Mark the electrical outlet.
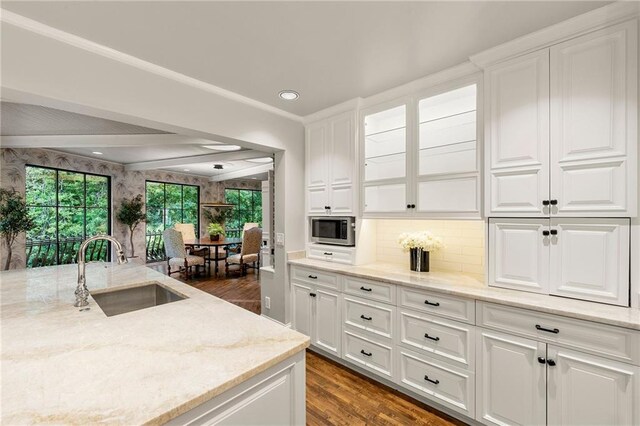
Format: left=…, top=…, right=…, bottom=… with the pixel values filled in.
left=276, top=233, right=285, bottom=247
left=265, top=296, right=271, bottom=309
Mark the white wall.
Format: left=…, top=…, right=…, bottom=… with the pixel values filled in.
left=0, top=12, right=306, bottom=319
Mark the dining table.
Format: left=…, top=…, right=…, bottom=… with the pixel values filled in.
left=183, top=236, right=243, bottom=276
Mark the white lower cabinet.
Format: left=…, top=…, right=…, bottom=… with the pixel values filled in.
left=291, top=281, right=341, bottom=357
left=343, top=330, right=394, bottom=380
left=476, top=329, right=547, bottom=426
left=547, top=346, right=640, bottom=426
left=290, top=266, right=639, bottom=426
left=477, top=327, right=640, bottom=426
left=398, top=348, right=475, bottom=418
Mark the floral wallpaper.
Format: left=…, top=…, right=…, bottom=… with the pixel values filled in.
left=0, top=148, right=262, bottom=269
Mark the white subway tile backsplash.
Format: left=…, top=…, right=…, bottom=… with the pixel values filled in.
left=374, top=219, right=486, bottom=281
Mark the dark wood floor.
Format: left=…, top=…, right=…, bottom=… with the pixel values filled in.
left=148, top=262, right=464, bottom=426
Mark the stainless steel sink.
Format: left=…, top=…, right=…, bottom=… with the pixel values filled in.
left=91, top=282, right=187, bottom=317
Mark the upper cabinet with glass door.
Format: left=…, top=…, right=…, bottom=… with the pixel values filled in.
left=362, top=102, right=409, bottom=214
left=416, top=83, right=481, bottom=216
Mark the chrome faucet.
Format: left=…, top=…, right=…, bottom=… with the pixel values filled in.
left=75, top=235, right=128, bottom=307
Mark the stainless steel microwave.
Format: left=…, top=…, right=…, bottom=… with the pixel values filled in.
left=310, top=216, right=356, bottom=246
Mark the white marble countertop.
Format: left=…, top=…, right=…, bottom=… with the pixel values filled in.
left=289, top=258, right=640, bottom=331
left=1, top=263, right=309, bottom=425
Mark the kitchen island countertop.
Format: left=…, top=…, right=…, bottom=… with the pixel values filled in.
left=1, top=262, right=309, bottom=425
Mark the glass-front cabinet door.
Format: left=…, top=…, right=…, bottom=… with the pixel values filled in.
left=415, top=82, right=480, bottom=216
left=362, top=102, right=409, bottom=214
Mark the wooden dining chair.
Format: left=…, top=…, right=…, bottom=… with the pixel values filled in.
left=163, top=228, right=206, bottom=279
left=225, top=227, right=262, bottom=277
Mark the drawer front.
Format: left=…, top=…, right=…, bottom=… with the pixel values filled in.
left=308, top=246, right=353, bottom=264
left=399, top=287, right=475, bottom=324
left=344, top=276, right=395, bottom=304
left=398, top=348, right=475, bottom=418
left=343, top=330, right=393, bottom=379
left=344, top=296, right=394, bottom=339
left=477, top=302, right=640, bottom=365
left=290, top=265, right=340, bottom=290
left=399, top=309, right=474, bottom=370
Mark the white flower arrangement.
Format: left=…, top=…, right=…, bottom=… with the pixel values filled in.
left=398, top=231, right=443, bottom=252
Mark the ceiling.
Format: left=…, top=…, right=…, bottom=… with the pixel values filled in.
left=1, top=1, right=609, bottom=116
left=0, top=102, right=169, bottom=136
left=1, top=102, right=272, bottom=180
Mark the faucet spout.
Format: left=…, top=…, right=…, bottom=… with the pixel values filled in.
left=75, top=235, right=129, bottom=307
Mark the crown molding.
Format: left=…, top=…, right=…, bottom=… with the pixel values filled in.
left=302, top=98, right=362, bottom=125
left=0, top=134, right=217, bottom=148
left=0, top=10, right=304, bottom=123
left=360, top=61, right=480, bottom=109
left=470, top=1, right=640, bottom=69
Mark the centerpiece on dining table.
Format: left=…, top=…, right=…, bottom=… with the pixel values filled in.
left=398, top=231, right=443, bottom=272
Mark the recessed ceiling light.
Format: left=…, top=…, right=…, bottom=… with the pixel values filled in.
left=246, top=157, right=274, bottom=164
left=279, top=90, right=299, bottom=101
left=92, top=151, right=103, bottom=155
left=203, top=145, right=241, bottom=151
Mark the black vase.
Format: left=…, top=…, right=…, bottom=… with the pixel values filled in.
left=409, top=248, right=430, bottom=272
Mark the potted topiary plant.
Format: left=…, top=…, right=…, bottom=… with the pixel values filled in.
left=116, top=194, right=146, bottom=258
left=0, top=189, right=35, bottom=270
left=207, top=223, right=225, bottom=241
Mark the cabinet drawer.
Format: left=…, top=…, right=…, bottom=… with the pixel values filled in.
left=344, top=296, right=394, bottom=340
left=399, top=287, right=475, bottom=324
left=344, top=276, right=395, bottom=304
left=398, top=348, right=475, bottom=418
left=399, top=309, right=474, bottom=370
left=290, top=266, right=340, bottom=290
left=477, top=302, right=640, bottom=365
left=343, top=330, right=393, bottom=380
left=307, top=245, right=354, bottom=264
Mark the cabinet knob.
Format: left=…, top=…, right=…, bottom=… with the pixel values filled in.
left=546, top=359, right=556, bottom=367
left=549, top=229, right=558, bottom=236
left=549, top=199, right=558, bottom=205
left=542, top=200, right=550, bottom=206
left=538, top=357, right=546, bottom=364
left=542, top=230, right=550, bottom=236
left=407, top=204, right=411, bottom=209
left=309, top=293, right=316, bottom=297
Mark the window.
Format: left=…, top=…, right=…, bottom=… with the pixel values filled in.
left=25, top=166, right=111, bottom=267
left=145, top=181, right=199, bottom=261
left=224, top=188, right=262, bottom=233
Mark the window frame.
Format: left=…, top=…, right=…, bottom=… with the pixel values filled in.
left=144, top=180, right=200, bottom=235
left=224, top=188, right=262, bottom=231
left=25, top=164, right=112, bottom=266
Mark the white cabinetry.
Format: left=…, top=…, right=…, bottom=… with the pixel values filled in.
left=485, top=20, right=638, bottom=217
left=477, top=302, right=640, bottom=426
left=476, top=329, right=546, bottom=426
left=291, top=270, right=341, bottom=357
left=489, top=218, right=630, bottom=306
left=306, top=111, right=357, bottom=216
left=547, top=346, right=639, bottom=426
left=360, top=77, right=481, bottom=218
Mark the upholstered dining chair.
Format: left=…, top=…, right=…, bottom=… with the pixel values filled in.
left=173, top=223, right=209, bottom=255
left=225, top=227, right=262, bottom=277
left=163, top=228, right=205, bottom=279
